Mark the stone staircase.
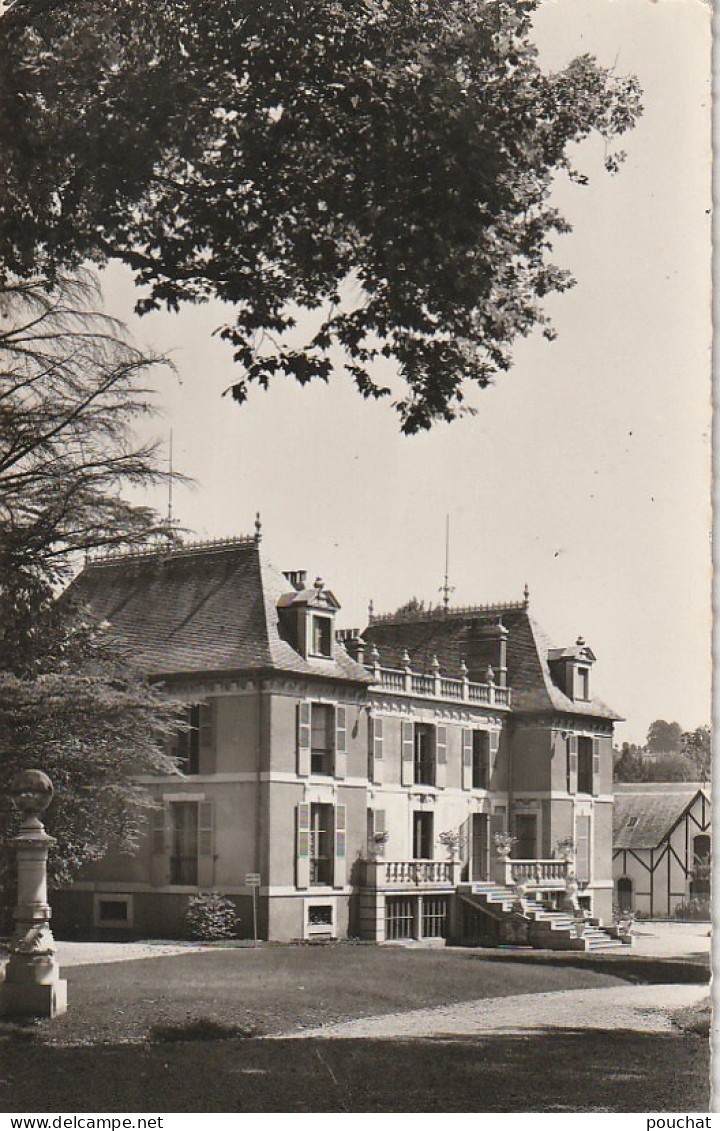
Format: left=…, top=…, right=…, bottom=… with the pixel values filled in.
left=460, top=881, right=629, bottom=952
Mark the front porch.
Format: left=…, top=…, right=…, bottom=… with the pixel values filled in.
left=355, top=856, right=624, bottom=950
left=356, top=856, right=570, bottom=943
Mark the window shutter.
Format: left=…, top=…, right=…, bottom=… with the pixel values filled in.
left=435, top=725, right=447, bottom=788
left=567, top=735, right=578, bottom=794
left=334, top=705, right=347, bottom=779
left=151, top=806, right=165, bottom=855
left=296, top=802, right=311, bottom=889
left=461, top=730, right=473, bottom=790
left=199, top=701, right=215, bottom=750
left=576, top=814, right=591, bottom=882
left=489, top=730, right=500, bottom=782
left=333, top=804, right=347, bottom=888
left=401, top=720, right=414, bottom=785
left=297, top=701, right=311, bottom=777
left=369, top=715, right=384, bottom=784
left=592, top=738, right=601, bottom=794
left=197, top=801, right=214, bottom=887
left=198, top=701, right=216, bottom=774
left=373, top=809, right=386, bottom=837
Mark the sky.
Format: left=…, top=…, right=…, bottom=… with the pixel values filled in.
left=100, top=0, right=713, bottom=746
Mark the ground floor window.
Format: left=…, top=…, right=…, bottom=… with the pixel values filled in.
left=385, top=896, right=415, bottom=941
left=310, top=802, right=334, bottom=886
left=421, top=897, right=448, bottom=939
left=170, top=801, right=199, bottom=885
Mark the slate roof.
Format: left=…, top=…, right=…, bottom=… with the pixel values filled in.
left=66, top=537, right=370, bottom=684
left=613, top=783, right=710, bottom=850
left=363, top=604, right=621, bottom=720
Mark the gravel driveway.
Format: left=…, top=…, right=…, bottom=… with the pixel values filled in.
left=277, top=983, right=707, bottom=1040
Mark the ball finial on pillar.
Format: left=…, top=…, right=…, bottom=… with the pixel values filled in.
left=0, top=770, right=67, bottom=1018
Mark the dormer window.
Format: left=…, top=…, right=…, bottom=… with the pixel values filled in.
left=311, top=615, right=333, bottom=658
left=277, top=578, right=340, bottom=660
left=547, top=638, right=595, bottom=701
left=577, top=667, right=589, bottom=700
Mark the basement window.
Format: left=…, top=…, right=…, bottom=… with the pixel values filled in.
left=93, top=894, right=133, bottom=929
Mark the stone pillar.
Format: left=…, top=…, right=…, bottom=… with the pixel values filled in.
left=0, top=770, right=67, bottom=1017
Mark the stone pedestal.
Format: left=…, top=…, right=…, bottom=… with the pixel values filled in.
left=0, top=771, right=67, bottom=1018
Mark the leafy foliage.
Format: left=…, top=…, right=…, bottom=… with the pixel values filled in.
left=0, top=0, right=642, bottom=431
left=645, top=719, right=683, bottom=754
left=0, top=270, right=174, bottom=597
left=673, top=897, right=710, bottom=922
left=0, top=271, right=182, bottom=899
left=185, top=892, right=238, bottom=941
left=680, top=726, right=711, bottom=782
left=0, top=604, right=181, bottom=889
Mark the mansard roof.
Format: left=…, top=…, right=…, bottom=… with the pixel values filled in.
left=363, top=601, right=621, bottom=720
left=67, top=536, right=369, bottom=684
left=613, top=782, right=710, bottom=850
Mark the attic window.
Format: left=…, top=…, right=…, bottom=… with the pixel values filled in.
left=626, top=816, right=639, bottom=829
left=577, top=667, right=589, bottom=700
left=311, top=615, right=333, bottom=658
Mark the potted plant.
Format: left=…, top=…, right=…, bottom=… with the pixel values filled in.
left=438, top=828, right=467, bottom=861
left=493, top=831, right=517, bottom=858
left=368, top=830, right=389, bottom=858
left=556, top=836, right=575, bottom=861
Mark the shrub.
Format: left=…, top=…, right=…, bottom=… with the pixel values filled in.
left=185, top=891, right=238, bottom=940
left=673, top=897, right=711, bottom=921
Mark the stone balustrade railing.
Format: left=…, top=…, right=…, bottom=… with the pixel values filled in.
left=367, top=664, right=511, bottom=708
left=493, top=857, right=570, bottom=888
left=362, top=859, right=463, bottom=889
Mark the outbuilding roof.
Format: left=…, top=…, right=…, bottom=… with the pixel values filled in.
left=613, top=783, right=710, bottom=849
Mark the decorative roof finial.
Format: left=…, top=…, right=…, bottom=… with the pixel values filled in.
left=523, top=582, right=530, bottom=608
left=576, top=635, right=585, bottom=647
left=254, top=512, right=262, bottom=543
left=368, top=599, right=374, bottom=621
left=314, top=576, right=324, bottom=592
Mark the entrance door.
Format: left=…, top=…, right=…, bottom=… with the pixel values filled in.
left=471, top=813, right=489, bottom=880
left=515, top=813, right=537, bottom=860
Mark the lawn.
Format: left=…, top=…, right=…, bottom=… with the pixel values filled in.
left=22, top=943, right=635, bottom=1045
left=0, top=944, right=711, bottom=1113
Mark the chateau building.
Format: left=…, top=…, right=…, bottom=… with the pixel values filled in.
left=54, top=531, right=624, bottom=948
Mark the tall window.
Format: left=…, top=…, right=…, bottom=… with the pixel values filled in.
left=170, top=802, right=198, bottom=885
left=310, top=803, right=334, bottom=885
left=413, top=811, right=434, bottom=859
left=311, top=615, right=333, bottom=657
left=577, top=737, right=593, bottom=793
left=175, top=706, right=201, bottom=775
left=414, top=724, right=435, bottom=786
left=472, top=731, right=490, bottom=789
left=172, top=702, right=214, bottom=775
left=311, top=703, right=334, bottom=774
